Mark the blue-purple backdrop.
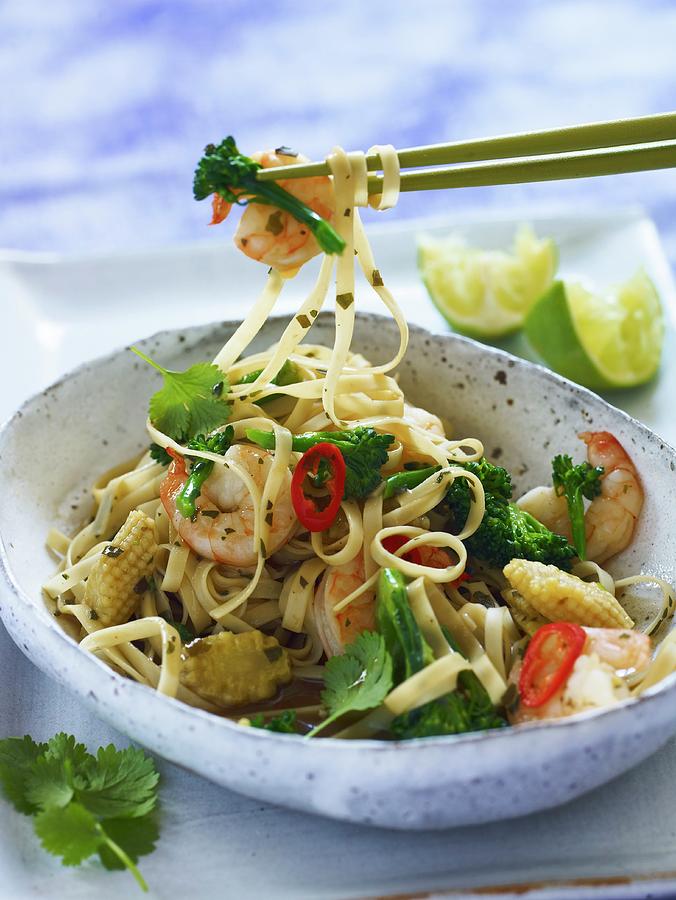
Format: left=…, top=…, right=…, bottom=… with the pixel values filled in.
left=1, top=0, right=675, bottom=268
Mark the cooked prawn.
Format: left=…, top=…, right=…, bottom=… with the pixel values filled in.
left=212, top=148, right=335, bottom=273
left=509, top=626, right=651, bottom=724
left=404, top=402, right=445, bottom=438
left=314, top=555, right=375, bottom=657
left=160, top=443, right=296, bottom=568
left=581, top=431, right=643, bottom=564
left=313, top=544, right=453, bottom=657
left=400, top=402, right=446, bottom=464
left=517, top=431, right=643, bottom=564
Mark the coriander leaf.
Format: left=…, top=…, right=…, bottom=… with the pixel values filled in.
left=132, top=347, right=231, bottom=443
left=23, top=733, right=90, bottom=812
left=34, top=801, right=103, bottom=867
left=75, top=744, right=159, bottom=819
left=98, top=812, right=159, bottom=871
left=0, top=735, right=48, bottom=814
left=25, top=753, right=75, bottom=811
left=44, top=732, right=91, bottom=771
left=307, top=631, right=393, bottom=737
left=0, top=732, right=158, bottom=892
left=250, top=710, right=297, bottom=733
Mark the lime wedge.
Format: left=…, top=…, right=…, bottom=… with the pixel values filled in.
left=525, top=270, right=664, bottom=389
left=418, top=225, right=557, bottom=339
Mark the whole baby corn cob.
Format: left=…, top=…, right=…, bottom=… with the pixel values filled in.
left=181, top=630, right=292, bottom=707
left=503, top=559, right=634, bottom=629
left=84, top=509, right=157, bottom=626
left=502, top=587, right=548, bottom=636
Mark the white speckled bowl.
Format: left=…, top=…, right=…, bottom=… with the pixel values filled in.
left=2, top=313, right=676, bottom=830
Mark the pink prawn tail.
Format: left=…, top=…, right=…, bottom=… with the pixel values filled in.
left=159, top=453, right=188, bottom=518
left=579, top=431, right=631, bottom=469
left=209, top=194, right=232, bottom=225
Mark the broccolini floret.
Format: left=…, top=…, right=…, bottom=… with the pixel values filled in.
left=193, top=137, right=345, bottom=256
left=444, top=458, right=576, bottom=569
left=392, top=625, right=505, bottom=738
left=149, top=443, right=172, bottom=466
left=552, top=454, right=603, bottom=560
left=391, top=669, right=506, bottom=739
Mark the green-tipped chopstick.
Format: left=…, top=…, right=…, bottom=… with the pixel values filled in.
left=255, top=112, right=676, bottom=192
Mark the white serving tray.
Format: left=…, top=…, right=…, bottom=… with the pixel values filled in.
left=2, top=208, right=676, bottom=899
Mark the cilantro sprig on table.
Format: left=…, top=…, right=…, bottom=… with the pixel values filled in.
left=131, top=346, right=231, bottom=443
left=0, top=733, right=160, bottom=892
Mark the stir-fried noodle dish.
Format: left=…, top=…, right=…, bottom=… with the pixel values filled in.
left=44, top=140, right=676, bottom=739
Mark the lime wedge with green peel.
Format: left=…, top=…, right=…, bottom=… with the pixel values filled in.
left=418, top=225, right=557, bottom=339
left=525, top=270, right=664, bottom=389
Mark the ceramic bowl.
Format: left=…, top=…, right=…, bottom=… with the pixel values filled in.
left=2, top=313, right=676, bottom=831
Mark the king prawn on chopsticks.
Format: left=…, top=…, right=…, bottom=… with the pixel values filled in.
left=44, top=138, right=676, bottom=739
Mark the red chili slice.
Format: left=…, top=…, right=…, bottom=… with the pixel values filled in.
left=450, top=572, right=471, bottom=589
left=382, top=534, right=424, bottom=566
left=291, top=442, right=346, bottom=533
left=519, top=622, right=587, bottom=708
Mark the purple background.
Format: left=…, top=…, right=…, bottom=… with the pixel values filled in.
left=1, top=0, right=675, bottom=267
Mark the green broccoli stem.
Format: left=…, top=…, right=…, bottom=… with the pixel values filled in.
left=563, top=492, right=586, bottom=559
left=383, top=466, right=441, bottom=499
left=176, top=459, right=214, bottom=518
left=249, top=180, right=345, bottom=256
left=176, top=428, right=233, bottom=518
left=247, top=428, right=355, bottom=454
left=237, top=360, right=300, bottom=406
left=551, top=455, right=603, bottom=561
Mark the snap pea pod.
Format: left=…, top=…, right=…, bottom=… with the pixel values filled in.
left=376, top=567, right=429, bottom=684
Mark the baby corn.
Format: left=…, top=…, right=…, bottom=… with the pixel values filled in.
left=504, top=559, right=634, bottom=629
left=502, top=587, right=548, bottom=636
left=84, top=509, right=157, bottom=627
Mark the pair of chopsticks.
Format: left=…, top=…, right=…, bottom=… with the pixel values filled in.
left=255, top=112, right=676, bottom=193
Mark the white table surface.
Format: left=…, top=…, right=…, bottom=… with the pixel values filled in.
left=3, top=209, right=676, bottom=900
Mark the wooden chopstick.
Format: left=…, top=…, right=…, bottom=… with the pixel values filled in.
left=254, top=112, right=676, bottom=190
left=376, top=140, right=676, bottom=194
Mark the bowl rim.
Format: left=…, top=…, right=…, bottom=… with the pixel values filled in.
left=2, top=310, right=676, bottom=752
